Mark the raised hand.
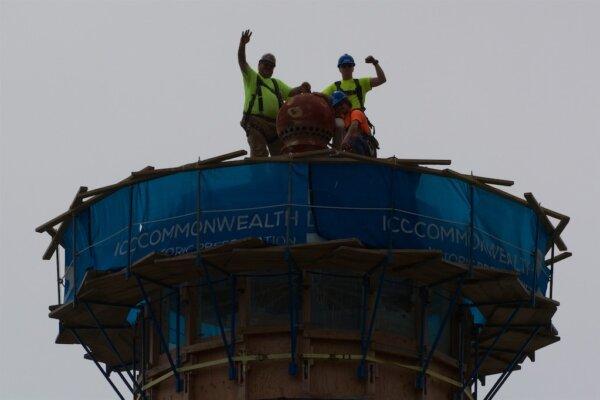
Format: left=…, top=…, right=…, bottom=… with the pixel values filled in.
left=365, top=55, right=378, bottom=64
left=240, top=29, right=252, bottom=45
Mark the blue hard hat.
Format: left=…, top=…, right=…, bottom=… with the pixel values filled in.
left=337, top=53, right=355, bottom=67
left=331, top=90, right=348, bottom=107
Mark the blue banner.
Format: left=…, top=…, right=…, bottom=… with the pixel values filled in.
left=61, top=162, right=550, bottom=302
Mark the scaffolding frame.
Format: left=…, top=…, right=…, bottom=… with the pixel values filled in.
left=41, top=153, right=569, bottom=398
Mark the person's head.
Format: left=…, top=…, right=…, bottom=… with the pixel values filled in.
left=337, top=53, right=355, bottom=80
left=331, top=90, right=351, bottom=117
left=258, top=53, right=276, bottom=78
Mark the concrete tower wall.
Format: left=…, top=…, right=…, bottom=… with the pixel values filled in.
left=143, top=274, right=468, bottom=400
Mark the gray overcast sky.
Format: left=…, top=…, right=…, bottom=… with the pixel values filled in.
left=1, top=1, right=599, bottom=399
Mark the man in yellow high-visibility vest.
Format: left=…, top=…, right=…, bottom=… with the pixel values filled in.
left=322, top=54, right=386, bottom=149
left=238, top=30, right=310, bottom=157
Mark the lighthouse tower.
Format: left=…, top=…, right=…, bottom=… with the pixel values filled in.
left=38, top=95, right=570, bottom=400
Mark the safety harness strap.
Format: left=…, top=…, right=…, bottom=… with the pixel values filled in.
left=271, top=79, right=283, bottom=108
left=349, top=107, right=378, bottom=157
left=334, top=79, right=365, bottom=110
left=246, top=74, right=283, bottom=117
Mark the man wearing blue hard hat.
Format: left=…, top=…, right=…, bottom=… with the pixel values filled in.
left=322, top=53, right=387, bottom=112
left=330, top=90, right=378, bottom=157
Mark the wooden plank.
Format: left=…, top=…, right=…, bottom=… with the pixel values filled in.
left=336, top=152, right=452, bottom=168
left=40, top=186, right=87, bottom=232
left=266, top=149, right=336, bottom=161
left=525, top=192, right=567, bottom=251
left=554, top=216, right=570, bottom=240
left=62, top=328, right=136, bottom=367
left=50, top=301, right=131, bottom=328
left=524, top=192, right=556, bottom=234
left=479, top=329, right=559, bottom=354
left=77, top=165, right=155, bottom=200
left=38, top=156, right=568, bottom=248
left=41, top=186, right=88, bottom=260
left=289, top=149, right=336, bottom=159
left=321, top=245, right=386, bottom=266
left=544, top=251, right=572, bottom=266
left=441, top=169, right=567, bottom=224
left=37, top=151, right=247, bottom=232
left=129, top=165, right=156, bottom=177
left=543, top=208, right=569, bottom=221
left=445, top=169, right=514, bottom=187
left=443, top=168, right=477, bottom=184
left=130, top=150, right=249, bottom=179
left=83, top=151, right=247, bottom=197
left=484, top=306, right=556, bottom=328
left=45, top=227, right=58, bottom=237
left=199, top=149, right=248, bottom=164
left=332, top=150, right=398, bottom=167
left=462, top=276, right=529, bottom=305
left=471, top=174, right=514, bottom=187
left=391, top=256, right=455, bottom=284
left=390, top=158, right=452, bottom=166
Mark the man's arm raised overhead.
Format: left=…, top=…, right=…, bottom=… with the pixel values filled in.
left=238, top=29, right=252, bottom=73
left=365, top=55, right=387, bottom=88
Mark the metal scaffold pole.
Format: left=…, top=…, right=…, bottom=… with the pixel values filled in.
left=416, top=287, right=429, bottom=391
left=126, top=184, right=133, bottom=279
left=286, top=162, right=299, bottom=376
left=55, top=248, right=61, bottom=305
left=195, top=167, right=237, bottom=381
left=71, top=328, right=126, bottom=400
left=72, top=214, right=77, bottom=303
left=418, top=279, right=463, bottom=390
left=135, top=275, right=182, bottom=392
left=463, top=305, right=521, bottom=391
left=484, top=326, right=541, bottom=400
left=82, top=302, right=146, bottom=398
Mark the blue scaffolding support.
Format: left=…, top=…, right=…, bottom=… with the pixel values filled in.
left=82, top=302, right=147, bottom=399
left=463, top=305, right=522, bottom=392
left=285, top=162, right=299, bottom=376
left=483, top=326, right=542, bottom=400
left=70, top=328, right=126, bottom=400
left=357, top=256, right=390, bottom=380
left=134, top=274, right=182, bottom=392
left=195, top=168, right=237, bottom=380
left=417, top=279, right=463, bottom=390
left=416, top=287, right=429, bottom=391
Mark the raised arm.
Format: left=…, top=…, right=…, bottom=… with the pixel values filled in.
left=238, top=30, right=252, bottom=73
left=365, top=55, right=386, bottom=88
